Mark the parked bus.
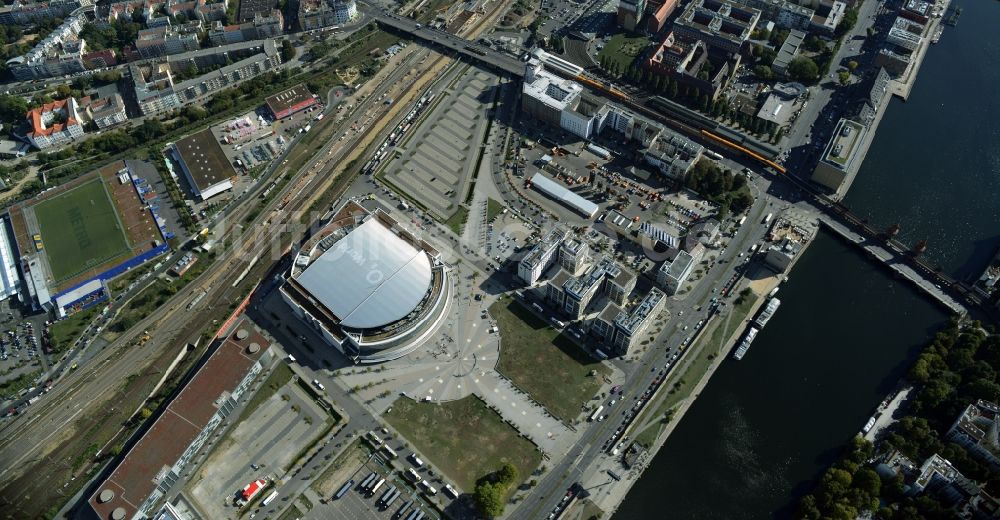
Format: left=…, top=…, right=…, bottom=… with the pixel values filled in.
left=378, top=486, right=397, bottom=506
left=443, top=484, right=459, bottom=499
left=419, top=480, right=437, bottom=495
left=737, top=216, right=747, bottom=226
left=405, top=468, right=421, bottom=482
left=334, top=480, right=354, bottom=499
left=359, top=472, right=377, bottom=490
left=394, top=500, right=414, bottom=519
left=261, top=490, right=278, bottom=506
left=763, top=213, right=773, bottom=225
left=381, top=445, right=399, bottom=459
left=589, top=405, right=604, bottom=422
left=368, top=478, right=387, bottom=497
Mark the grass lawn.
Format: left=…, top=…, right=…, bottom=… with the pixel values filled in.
left=486, top=198, right=505, bottom=222
left=444, top=206, right=469, bottom=235
left=48, top=305, right=101, bottom=354
left=384, top=395, right=541, bottom=492
left=598, top=33, right=653, bottom=73
left=491, top=297, right=609, bottom=422
left=241, top=362, right=295, bottom=419
left=34, top=178, right=131, bottom=283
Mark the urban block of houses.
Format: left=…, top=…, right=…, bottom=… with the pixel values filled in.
left=23, top=98, right=86, bottom=150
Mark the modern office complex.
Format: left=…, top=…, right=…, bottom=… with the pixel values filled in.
left=657, top=250, right=696, bottom=295
left=518, top=225, right=569, bottom=285
left=281, top=201, right=451, bottom=363
left=617, top=0, right=646, bottom=31
left=810, top=118, right=866, bottom=192
left=593, top=288, right=666, bottom=355
left=547, top=256, right=636, bottom=320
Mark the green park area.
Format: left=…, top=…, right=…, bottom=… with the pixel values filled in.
left=384, top=395, right=541, bottom=492
left=598, top=33, right=653, bottom=75
left=491, top=296, right=609, bottom=422
left=33, top=179, right=130, bottom=284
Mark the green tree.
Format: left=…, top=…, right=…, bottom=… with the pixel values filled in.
left=498, top=462, right=518, bottom=486
left=281, top=39, right=296, bottom=62
left=0, top=94, right=28, bottom=124
left=474, top=482, right=505, bottom=518
left=753, top=64, right=774, bottom=80
left=838, top=71, right=851, bottom=85
left=787, top=57, right=820, bottom=82
left=838, top=8, right=859, bottom=35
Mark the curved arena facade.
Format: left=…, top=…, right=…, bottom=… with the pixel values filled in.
left=281, top=201, right=450, bottom=363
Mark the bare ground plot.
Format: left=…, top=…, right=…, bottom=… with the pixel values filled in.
left=491, top=297, right=610, bottom=423
left=384, top=395, right=541, bottom=492
left=187, top=383, right=330, bottom=519
left=311, top=439, right=371, bottom=498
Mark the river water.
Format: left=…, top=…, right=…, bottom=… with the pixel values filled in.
left=614, top=0, right=996, bottom=516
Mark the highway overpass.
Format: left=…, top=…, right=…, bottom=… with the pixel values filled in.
left=368, top=9, right=526, bottom=77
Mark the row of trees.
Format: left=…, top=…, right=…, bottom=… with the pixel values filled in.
left=797, top=321, right=1000, bottom=519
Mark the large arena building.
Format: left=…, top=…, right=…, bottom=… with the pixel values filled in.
left=280, top=201, right=450, bottom=363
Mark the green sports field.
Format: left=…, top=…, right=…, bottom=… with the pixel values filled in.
left=33, top=179, right=131, bottom=284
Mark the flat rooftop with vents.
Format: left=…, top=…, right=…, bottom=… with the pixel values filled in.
left=171, top=128, right=236, bottom=200
left=88, top=319, right=272, bottom=520
left=265, top=83, right=317, bottom=120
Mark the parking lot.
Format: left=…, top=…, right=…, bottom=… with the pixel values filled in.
left=308, top=441, right=441, bottom=520
left=381, top=65, right=498, bottom=221
left=187, top=380, right=331, bottom=520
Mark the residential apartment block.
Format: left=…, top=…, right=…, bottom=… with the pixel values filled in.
left=85, top=93, right=128, bottom=129
left=208, top=9, right=283, bottom=46
left=135, top=22, right=202, bottom=58
left=672, top=0, right=760, bottom=54
left=24, top=98, right=86, bottom=150
left=0, top=0, right=91, bottom=24
left=603, top=288, right=666, bottom=355
left=7, top=10, right=88, bottom=80
left=131, top=40, right=283, bottom=115
left=946, top=400, right=1000, bottom=469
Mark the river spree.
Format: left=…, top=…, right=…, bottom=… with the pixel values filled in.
left=844, top=0, right=1000, bottom=280
left=613, top=232, right=949, bottom=519
left=613, top=0, right=1000, bottom=513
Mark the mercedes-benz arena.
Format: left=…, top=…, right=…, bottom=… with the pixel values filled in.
left=281, top=201, right=451, bottom=363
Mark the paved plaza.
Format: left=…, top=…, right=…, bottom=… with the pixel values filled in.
left=337, top=262, right=578, bottom=456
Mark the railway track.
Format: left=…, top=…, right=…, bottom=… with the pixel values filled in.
left=0, top=0, right=517, bottom=505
